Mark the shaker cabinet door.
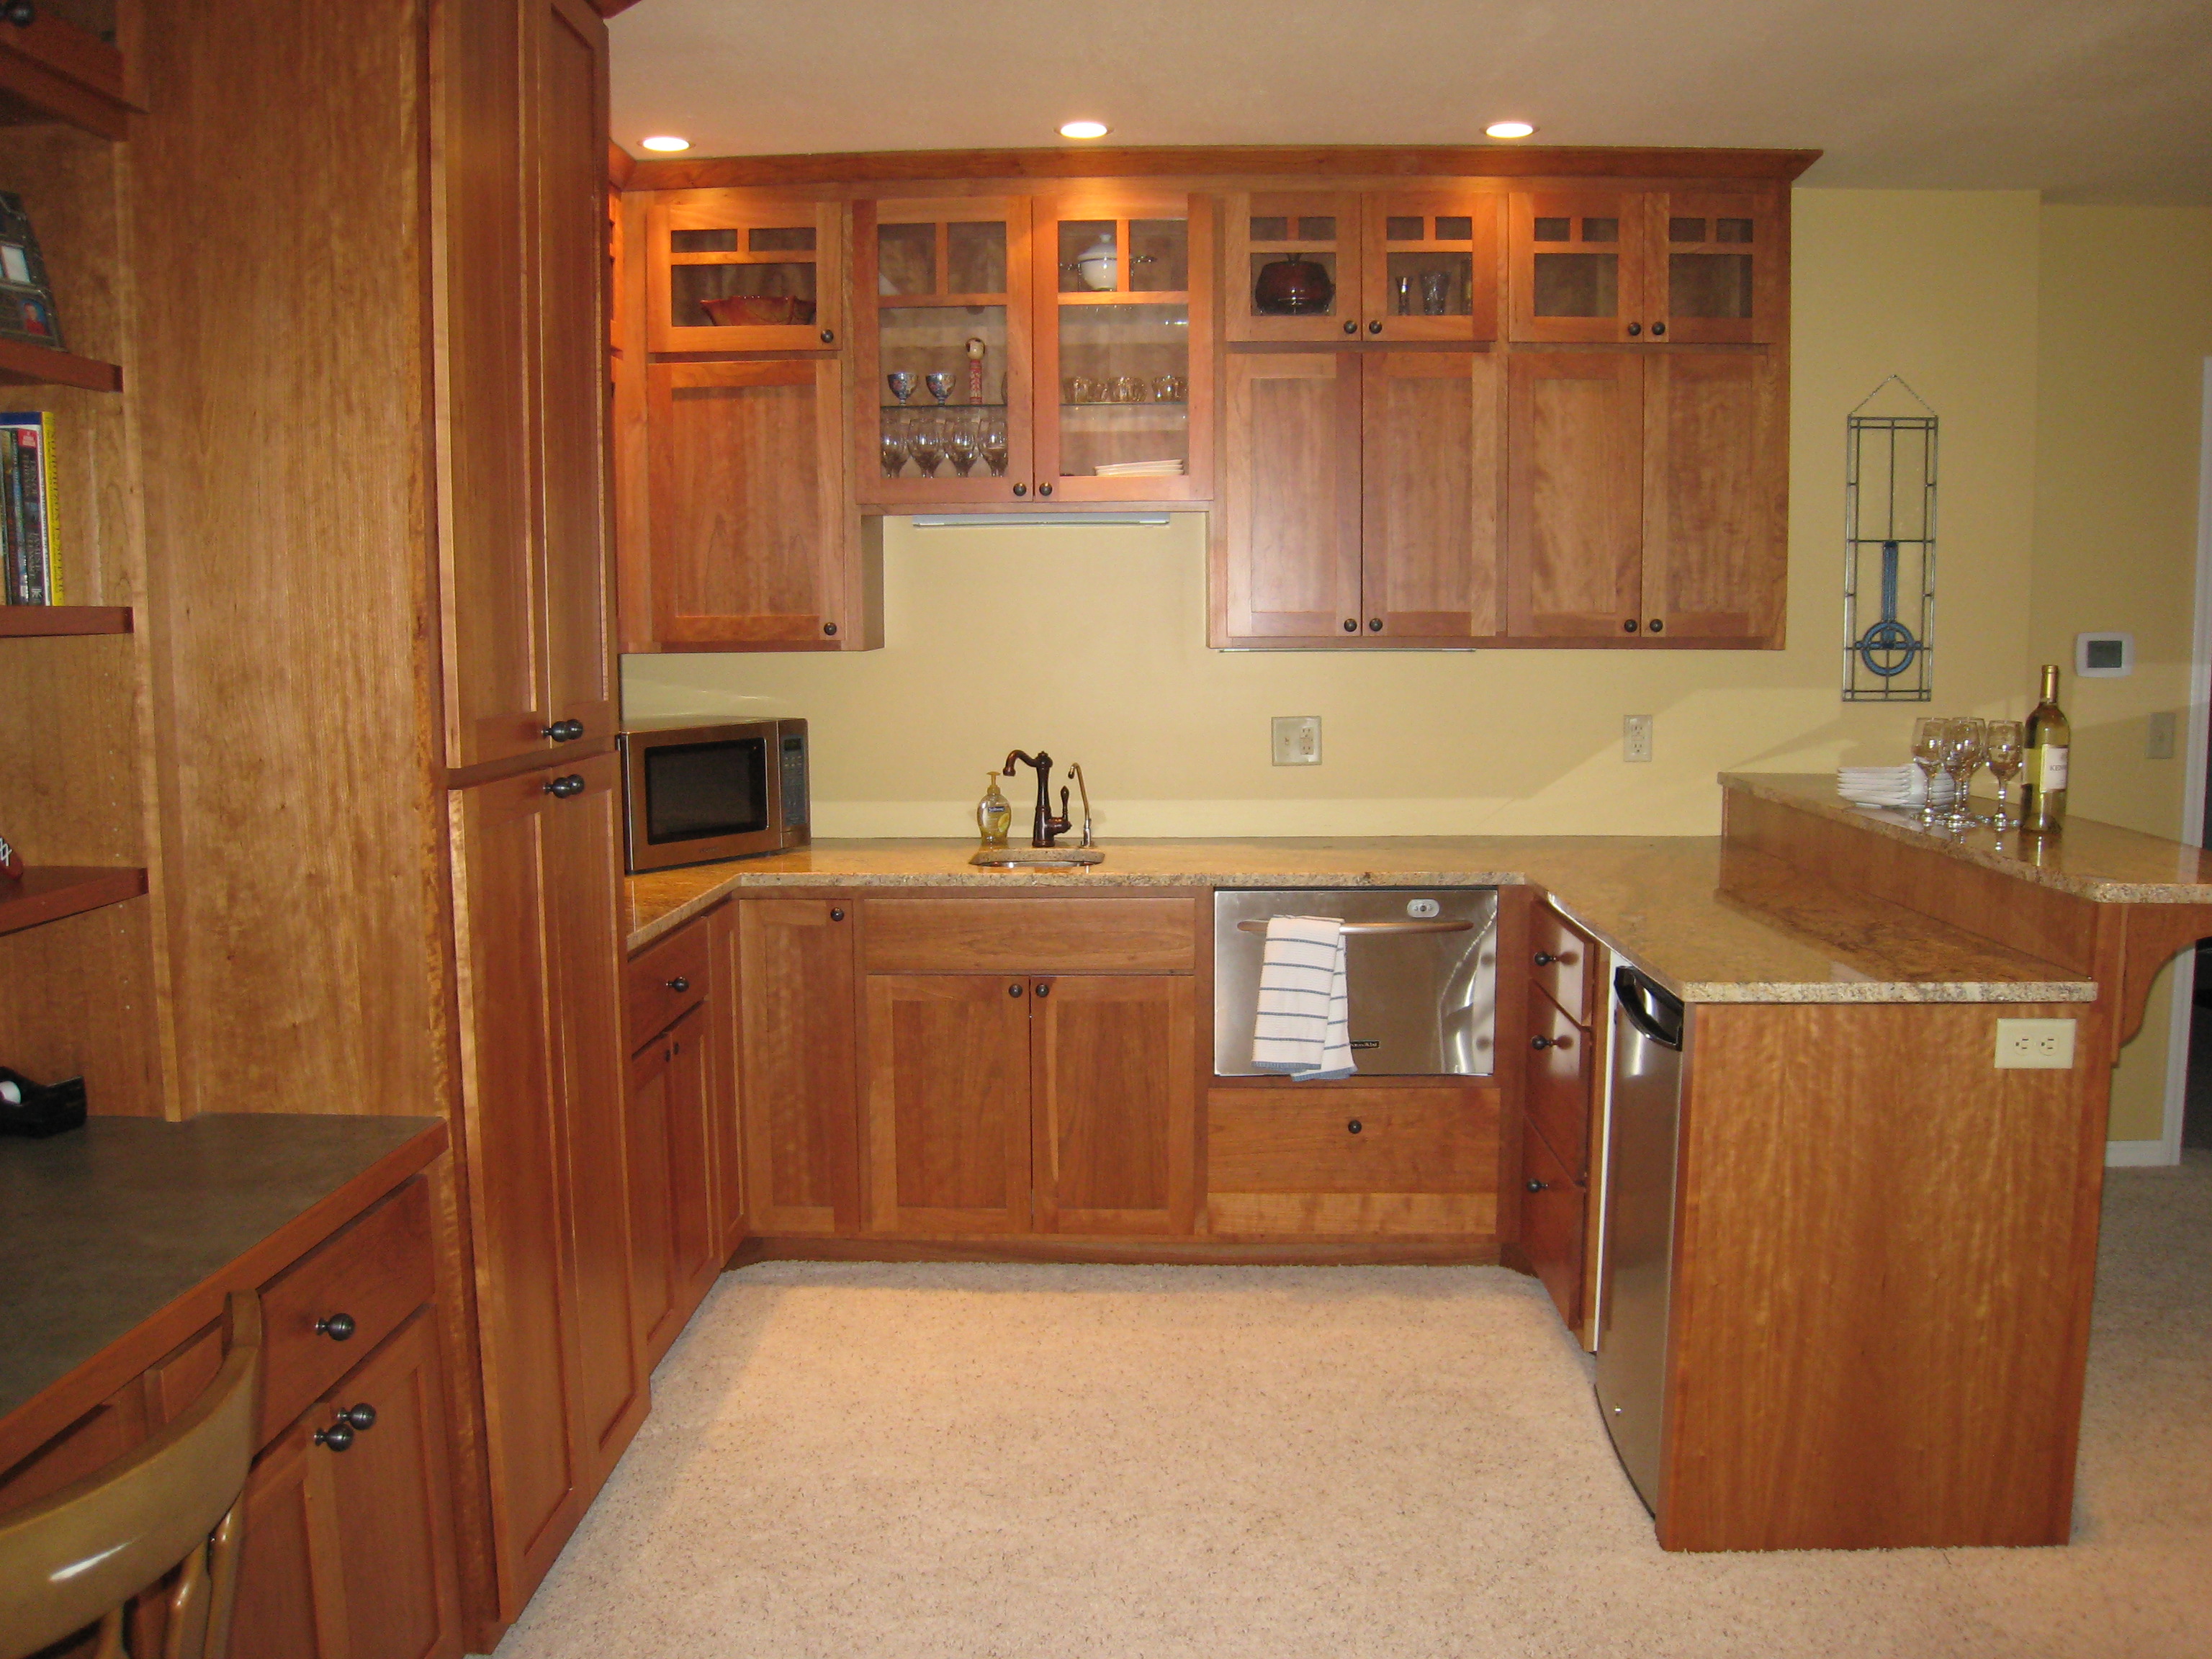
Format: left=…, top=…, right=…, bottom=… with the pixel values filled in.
left=738, top=899, right=863, bottom=1234
left=1640, top=349, right=1785, bottom=644
left=864, top=974, right=1034, bottom=1235
left=1505, top=351, right=1644, bottom=639
left=1359, top=349, right=1503, bottom=641
left=629, top=1004, right=720, bottom=1365
left=1215, top=351, right=1363, bottom=644
left=1032, top=976, right=1194, bottom=1236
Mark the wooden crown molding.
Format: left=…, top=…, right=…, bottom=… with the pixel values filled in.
left=619, top=143, right=1824, bottom=193
left=608, top=140, right=636, bottom=189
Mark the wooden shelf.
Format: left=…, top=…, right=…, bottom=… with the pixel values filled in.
left=0, top=17, right=132, bottom=143
left=0, top=866, right=148, bottom=937
left=0, top=336, right=121, bottom=392
left=0, top=605, right=130, bottom=637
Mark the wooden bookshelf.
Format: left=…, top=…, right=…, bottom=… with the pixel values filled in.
left=0, top=866, right=148, bottom=937
left=0, top=335, right=121, bottom=391
left=0, top=605, right=130, bottom=637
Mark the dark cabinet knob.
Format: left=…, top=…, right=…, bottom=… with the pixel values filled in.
left=1342, top=618, right=1358, bottom=633
left=1367, top=618, right=1382, bottom=631
left=1013, top=483, right=1028, bottom=497
left=1, top=4, right=34, bottom=27
left=1626, top=322, right=1642, bottom=337
left=1647, top=618, right=1665, bottom=634
left=1532, top=1033, right=1570, bottom=1051
left=1367, top=320, right=1382, bottom=334
left=1038, top=483, right=1053, bottom=497
left=1651, top=321, right=1666, bottom=338
left=542, top=719, right=585, bottom=742
left=829, top=907, right=845, bottom=921
left=1531, top=1035, right=1553, bottom=1049
left=820, top=328, right=836, bottom=344
left=1341, top=320, right=1357, bottom=335
left=1346, top=1119, right=1363, bottom=1134
left=664, top=976, right=689, bottom=993
left=1034, top=981, right=1051, bottom=998
left=314, top=1313, right=355, bottom=1341
left=1622, top=618, right=1637, bottom=633
left=1526, top=1178, right=1548, bottom=1193
left=337, top=1403, right=377, bottom=1432
left=544, top=774, right=585, bottom=798
left=314, top=1421, right=354, bottom=1452
left=823, top=621, right=839, bottom=637
left=1533, top=952, right=1558, bottom=966
left=1009, top=982, right=1023, bottom=997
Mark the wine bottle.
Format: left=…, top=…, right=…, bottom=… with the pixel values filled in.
left=2021, top=663, right=2070, bottom=831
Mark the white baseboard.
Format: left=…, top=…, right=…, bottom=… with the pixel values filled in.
left=2108, top=1139, right=2182, bottom=1168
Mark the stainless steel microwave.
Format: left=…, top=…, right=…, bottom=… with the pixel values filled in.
left=617, top=718, right=810, bottom=873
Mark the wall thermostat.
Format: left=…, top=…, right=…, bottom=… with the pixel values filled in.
left=2074, top=632, right=2134, bottom=678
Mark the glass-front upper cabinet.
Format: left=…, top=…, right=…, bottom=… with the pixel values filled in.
left=1031, top=193, right=1213, bottom=502
left=1359, top=193, right=1501, bottom=342
left=1650, top=189, right=1782, bottom=344
left=1507, top=189, right=1649, bottom=343
left=1223, top=192, right=1362, bottom=343
left=854, top=197, right=1033, bottom=506
left=646, top=192, right=843, bottom=353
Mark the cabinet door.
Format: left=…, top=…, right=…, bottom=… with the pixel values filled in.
left=1223, top=190, right=1362, bottom=343
left=646, top=192, right=842, bottom=354
left=1360, top=192, right=1501, bottom=343
left=1359, top=350, right=1503, bottom=640
left=1527, top=989, right=1591, bottom=1175
left=1640, top=349, right=1785, bottom=644
left=629, top=1005, right=719, bottom=1365
left=855, top=196, right=1035, bottom=507
left=1651, top=189, right=1784, bottom=346
left=1521, top=1116, right=1587, bottom=1330
left=541, top=754, right=647, bottom=1485
left=1505, top=351, right=1644, bottom=639
left=1215, top=351, right=1362, bottom=643
left=529, top=0, right=616, bottom=746
left=864, top=975, right=1033, bottom=1234
left=319, top=1309, right=464, bottom=1659
left=1033, top=976, right=1194, bottom=1236
left=646, top=358, right=852, bottom=647
left=706, top=901, right=747, bottom=1256
left=739, top=899, right=862, bottom=1235
left=230, top=1420, right=348, bottom=1659
left=1508, top=190, right=1652, bottom=344
left=1033, top=192, right=1213, bottom=502
left=447, top=768, right=586, bottom=1600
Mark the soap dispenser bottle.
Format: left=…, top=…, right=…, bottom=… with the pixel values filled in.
left=976, top=773, right=1013, bottom=848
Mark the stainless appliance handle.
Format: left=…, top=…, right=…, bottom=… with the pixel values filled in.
left=1614, top=966, right=1685, bottom=1051
left=1235, top=919, right=1474, bottom=936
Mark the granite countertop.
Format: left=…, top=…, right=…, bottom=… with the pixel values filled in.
left=1723, top=772, right=2212, bottom=902
left=625, top=833, right=2093, bottom=1006
left=0, top=1114, right=443, bottom=1424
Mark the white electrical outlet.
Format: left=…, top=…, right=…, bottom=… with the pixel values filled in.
left=1995, top=1018, right=2077, bottom=1069
left=1624, top=715, right=1653, bottom=763
left=2147, top=711, right=2177, bottom=760
left=1272, top=716, right=1322, bottom=766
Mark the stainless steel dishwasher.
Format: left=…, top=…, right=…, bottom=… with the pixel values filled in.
left=1212, top=889, right=1498, bottom=1076
left=1594, top=963, right=1688, bottom=1512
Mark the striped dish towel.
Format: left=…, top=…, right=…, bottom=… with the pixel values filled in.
left=1250, top=915, right=1354, bottom=1080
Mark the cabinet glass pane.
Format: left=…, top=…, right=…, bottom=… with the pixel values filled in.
left=1058, top=220, right=1118, bottom=294
left=669, top=261, right=817, bottom=328
left=1245, top=250, right=1339, bottom=318
left=876, top=222, right=938, bottom=295
left=1128, top=220, right=1188, bottom=291
left=1435, top=215, right=1474, bottom=241
left=1581, top=217, right=1619, bottom=243
left=1669, top=253, right=1753, bottom=319
left=1716, top=217, right=1754, bottom=243
left=748, top=226, right=815, bottom=252
left=945, top=221, right=1007, bottom=294
left=1384, top=250, right=1474, bottom=318
left=876, top=305, right=1010, bottom=481
left=670, top=228, right=738, bottom=253
left=1531, top=253, right=1617, bottom=318
left=1385, top=215, right=1423, bottom=241
left=1055, top=302, right=1188, bottom=480
left=1533, top=217, right=1572, bottom=242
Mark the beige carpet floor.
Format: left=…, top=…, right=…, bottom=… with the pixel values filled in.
left=493, top=1154, right=2212, bottom=1659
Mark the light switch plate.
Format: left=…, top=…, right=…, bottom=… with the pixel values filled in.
left=2147, top=711, right=2177, bottom=760
left=1272, top=716, right=1321, bottom=765
left=1995, top=1018, right=2076, bottom=1069
left=1624, top=715, right=1653, bottom=763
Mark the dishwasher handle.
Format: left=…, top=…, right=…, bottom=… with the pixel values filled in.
left=1614, top=967, right=1685, bottom=1051
left=1235, top=919, right=1473, bottom=937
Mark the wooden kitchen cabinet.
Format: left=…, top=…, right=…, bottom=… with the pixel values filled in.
left=1214, top=348, right=1502, bottom=646
left=865, top=974, right=1035, bottom=1233
left=1519, top=902, right=1601, bottom=1337
left=706, top=902, right=747, bottom=1256
left=1032, top=975, right=1195, bottom=1235
left=626, top=1004, right=719, bottom=1364
left=644, top=192, right=843, bottom=354
left=738, top=898, right=863, bottom=1235
left=1519, top=1120, right=1588, bottom=1332
left=1225, top=189, right=1501, bottom=344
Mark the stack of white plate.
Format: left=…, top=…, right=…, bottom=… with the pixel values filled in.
left=1093, top=459, right=1185, bottom=477
left=1836, top=764, right=1957, bottom=809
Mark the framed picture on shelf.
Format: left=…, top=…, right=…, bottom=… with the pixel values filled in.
left=0, top=193, right=66, bottom=352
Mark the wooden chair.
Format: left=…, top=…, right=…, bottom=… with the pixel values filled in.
left=0, top=1293, right=263, bottom=1659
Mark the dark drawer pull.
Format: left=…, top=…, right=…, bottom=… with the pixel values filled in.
left=314, top=1313, right=355, bottom=1342
left=664, top=976, right=689, bottom=993
left=313, top=1405, right=374, bottom=1452
left=544, top=774, right=585, bottom=798
left=542, top=719, right=584, bottom=742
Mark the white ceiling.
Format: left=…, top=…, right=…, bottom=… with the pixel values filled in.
left=609, top=0, right=2212, bottom=202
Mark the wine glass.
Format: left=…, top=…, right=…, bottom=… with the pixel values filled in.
left=886, top=370, right=917, bottom=407
left=1942, top=717, right=1987, bottom=832
left=945, top=420, right=979, bottom=477
left=924, top=370, right=953, bottom=405
left=907, top=416, right=945, bottom=478
left=1910, top=716, right=1948, bottom=827
left=878, top=421, right=910, bottom=479
left=1984, top=720, right=2024, bottom=829
left=979, top=416, right=1010, bottom=477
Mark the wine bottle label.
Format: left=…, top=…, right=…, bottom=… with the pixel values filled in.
left=2032, top=745, right=2069, bottom=790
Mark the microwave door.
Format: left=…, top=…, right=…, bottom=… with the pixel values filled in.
left=642, top=737, right=775, bottom=853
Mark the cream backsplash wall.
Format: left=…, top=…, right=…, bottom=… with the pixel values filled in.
left=624, top=189, right=2047, bottom=839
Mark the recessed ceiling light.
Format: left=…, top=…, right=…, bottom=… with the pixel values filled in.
left=639, top=135, right=691, bottom=153
left=1058, top=120, right=1110, bottom=140
left=1485, top=120, right=1536, bottom=140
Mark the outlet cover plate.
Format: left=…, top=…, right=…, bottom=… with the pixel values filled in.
left=1272, top=715, right=1321, bottom=766
left=1624, top=714, right=1653, bottom=763
left=1995, top=1017, right=2077, bottom=1069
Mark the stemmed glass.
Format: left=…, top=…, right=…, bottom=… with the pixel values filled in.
left=924, top=371, right=954, bottom=406
left=979, top=415, right=1010, bottom=477
left=1942, top=717, right=1987, bottom=832
left=1910, top=716, right=1948, bottom=827
left=886, top=371, right=917, bottom=408
left=945, top=420, right=979, bottom=477
left=878, top=421, right=911, bottom=479
left=1984, top=720, right=2025, bottom=829
left=907, top=416, right=945, bottom=479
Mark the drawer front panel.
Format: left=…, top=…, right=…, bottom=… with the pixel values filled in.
left=1521, top=1115, right=1588, bottom=1328
left=1530, top=904, right=1595, bottom=1025
left=1527, top=989, right=1591, bottom=1171
left=863, top=896, right=1197, bottom=974
left=260, top=1178, right=436, bottom=1443
left=626, top=916, right=711, bottom=1049
left=1205, top=1087, right=1498, bottom=1195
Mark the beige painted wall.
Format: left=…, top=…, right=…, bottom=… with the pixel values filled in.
left=625, top=189, right=2044, bottom=837
left=2028, top=205, right=2212, bottom=1143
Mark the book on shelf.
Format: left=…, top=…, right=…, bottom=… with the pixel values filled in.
left=0, top=411, right=60, bottom=606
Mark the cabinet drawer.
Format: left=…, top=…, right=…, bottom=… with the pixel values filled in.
left=1521, top=1115, right=1587, bottom=1328
left=1527, top=989, right=1591, bottom=1172
left=863, top=896, right=1196, bottom=974
left=1206, top=1087, right=1498, bottom=1194
left=1530, top=904, right=1596, bottom=1025
left=627, top=916, right=711, bottom=1050
left=259, top=1178, right=435, bottom=1444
